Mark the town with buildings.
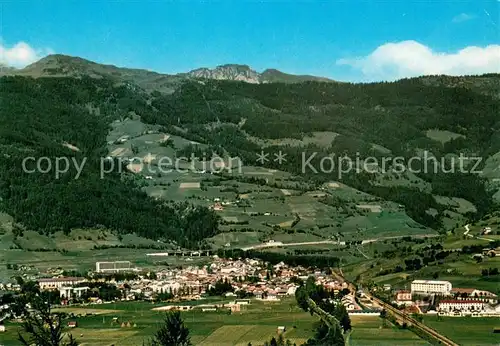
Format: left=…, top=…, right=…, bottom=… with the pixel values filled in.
left=0, top=257, right=366, bottom=317
left=3, top=255, right=499, bottom=321
left=1, top=251, right=499, bottom=346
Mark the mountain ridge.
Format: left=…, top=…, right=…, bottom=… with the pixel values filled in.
left=6, top=54, right=499, bottom=98
left=3, top=54, right=335, bottom=91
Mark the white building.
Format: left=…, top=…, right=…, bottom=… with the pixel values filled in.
left=438, top=299, right=488, bottom=315
left=482, top=227, right=492, bottom=235
left=235, top=299, right=250, bottom=305
left=341, top=294, right=362, bottom=311
left=286, top=285, right=298, bottom=296
left=411, top=280, right=452, bottom=296
left=95, top=261, right=132, bottom=273
left=38, top=277, right=86, bottom=291
left=152, top=281, right=181, bottom=294
left=59, top=286, right=89, bottom=300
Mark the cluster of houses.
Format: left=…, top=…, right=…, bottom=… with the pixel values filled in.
left=131, top=258, right=359, bottom=312
left=391, top=280, right=499, bottom=317
left=1, top=256, right=365, bottom=316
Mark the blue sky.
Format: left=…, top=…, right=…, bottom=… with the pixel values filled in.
left=1, top=1, right=499, bottom=81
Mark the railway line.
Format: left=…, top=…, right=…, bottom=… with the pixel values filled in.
left=369, top=295, right=458, bottom=346
left=332, top=271, right=459, bottom=346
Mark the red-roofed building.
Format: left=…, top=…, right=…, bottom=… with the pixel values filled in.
left=395, top=290, right=413, bottom=306
left=438, top=299, right=488, bottom=315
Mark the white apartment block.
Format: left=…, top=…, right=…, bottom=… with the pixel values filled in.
left=411, top=280, right=452, bottom=295
left=95, top=261, right=132, bottom=273
left=38, top=277, right=86, bottom=290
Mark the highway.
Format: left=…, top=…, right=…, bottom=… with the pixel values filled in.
left=241, top=234, right=438, bottom=251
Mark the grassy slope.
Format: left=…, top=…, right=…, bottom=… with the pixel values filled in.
left=105, top=117, right=435, bottom=246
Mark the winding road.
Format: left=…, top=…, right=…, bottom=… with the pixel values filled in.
left=241, top=233, right=438, bottom=251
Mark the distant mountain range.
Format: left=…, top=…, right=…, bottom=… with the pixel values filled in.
left=2, top=54, right=334, bottom=93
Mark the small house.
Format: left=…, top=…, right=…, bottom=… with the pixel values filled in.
left=202, top=307, right=217, bottom=312
left=67, top=321, right=77, bottom=328
left=235, top=299, right=250, bottom=305
left=395, top=290, right=413, bottom=306
left=229, top=304, right=241, bottom=312
left=482, top=227, right=492, bottom=235
left=211, top=203, right=224, bottom=211
left=277, top=326, right=286, bottom=333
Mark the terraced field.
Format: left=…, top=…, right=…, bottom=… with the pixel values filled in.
left=101, top=116, right=437, bottom=251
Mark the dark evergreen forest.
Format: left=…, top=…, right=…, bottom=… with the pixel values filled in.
left=0, top=76, right=219, bottom=248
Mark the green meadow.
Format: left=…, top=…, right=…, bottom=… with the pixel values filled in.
left=348, top=315, right=429, bottom=346
left=2, top=299, right=431, bottom=346
left=423, top=316, right=500, bottom=346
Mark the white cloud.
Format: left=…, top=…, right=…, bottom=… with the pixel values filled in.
left=452, top=13, right=475, bottom=23
left=0, top=41, right=53, bottom=68
left=337, top=41, right=500, bottom=81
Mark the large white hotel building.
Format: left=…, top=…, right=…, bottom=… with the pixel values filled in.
left=410, top=280, right=452, bottom=295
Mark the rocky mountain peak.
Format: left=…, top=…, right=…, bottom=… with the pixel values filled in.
left=187, top=64, right=260, bottom=83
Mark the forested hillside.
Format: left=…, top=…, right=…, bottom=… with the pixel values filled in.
left=1, top=70, right=499, bottom=246
left=142, top=76, right=500, bottom=229
left=0, top=76, right=219, bottom=248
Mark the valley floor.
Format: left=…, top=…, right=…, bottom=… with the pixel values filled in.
left=2, top=299, right=431, bottom=346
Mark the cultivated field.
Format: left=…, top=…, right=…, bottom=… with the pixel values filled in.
left=3, top=300, right=433, bottom=346
left=3, top=299, right=318, bottom=346
left=423, top=316, right=500, bottom=346
left=103, top=116, right=435, bottom=251
left=349, top=315, right=429, bottom=345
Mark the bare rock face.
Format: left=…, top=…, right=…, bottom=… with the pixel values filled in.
left=187, top=64, right=260, bottom=83
left=187, top=64, right=335, bottom=84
